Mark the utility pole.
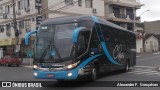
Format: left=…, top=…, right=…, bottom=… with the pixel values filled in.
left=12, top=0, right=19, bottom=57
left=12, top=0, right=19, bottom=37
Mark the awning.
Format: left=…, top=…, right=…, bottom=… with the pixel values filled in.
left=0, top=38, right=21, bottom=46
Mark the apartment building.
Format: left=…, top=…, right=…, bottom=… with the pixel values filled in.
left=47, top=0, right=141, bottom=31
left=0, top=0, right=141, bottom=57
left=0, top=0, right=45, bottom=56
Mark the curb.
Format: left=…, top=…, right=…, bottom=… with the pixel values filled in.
left=21, top=65, right=33, bottom=68
left=136, top=52, right=160, bottom=58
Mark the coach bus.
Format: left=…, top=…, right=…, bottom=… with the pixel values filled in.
left=25, top=15, right=136, bottom=81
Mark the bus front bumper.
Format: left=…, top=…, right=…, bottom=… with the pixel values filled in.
left=33, top=69, right=79, bottom=80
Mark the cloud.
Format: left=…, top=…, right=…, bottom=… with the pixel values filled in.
left=137, top=0, right=160, bottom=22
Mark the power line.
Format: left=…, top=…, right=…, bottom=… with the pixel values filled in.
left=41, top=0, right=65, bottom=13
left=40, top=0, right=80, bottom=17
left=1, top=0, right=82, bottom=24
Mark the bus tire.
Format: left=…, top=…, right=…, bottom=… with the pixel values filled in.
left=122, top=60, right=130, bottom=72
left=88, top=64, right=97, bottom=81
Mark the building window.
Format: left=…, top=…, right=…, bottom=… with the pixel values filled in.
left=113, top=7, right=120, bottom=18
left=0, top=25, right=4, bottom=33
left=24, top=0, right=30, bottom=8
left=5, top=5, right=10, bottom=13
left=0, top=7, right=3, bottom=14
left=126, top=8, right=134, bottom=20
left=6, top=24, right=11, bottom=36
left=19, top=21, right=24, bottom=29
left=18, top=1, right=21, bottom=10
left=19, top=0, right=24, bottom=10
left=6, top=24, right=11, bottom=31
left=65, top=0, right=74, bottom=5
left=85, top=0, right=92, bottom=8
left=25, top=19, right=31, bottom=29
left=78, top=0, right=82, bottom=7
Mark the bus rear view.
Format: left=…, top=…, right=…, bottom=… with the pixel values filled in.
left=25, top=16, right=136, bottom=81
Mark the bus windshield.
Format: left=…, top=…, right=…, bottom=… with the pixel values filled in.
left=35, top=23, right=78, bottom=62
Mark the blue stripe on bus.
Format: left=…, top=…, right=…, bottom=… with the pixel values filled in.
left=91, top=16, right=99, bottom=23
left=25, top=30, right=37, bottom=45
left=72, top=27, right=86, bottom=43
left=78, top=54, right=102, bottom=68
left=101, top=41, right=120, bottom=65
left=91, top=16, right=120, bottom=65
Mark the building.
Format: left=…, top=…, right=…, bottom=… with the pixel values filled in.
left=136, top=27, right=144, bottom=52
left=104, top=0, right=141, bottom=31
left=144, top=20, right=160, bottom=34
left=0, top=0, right=141, bottom=57
left=47, top=0, right=141, bottom=31
left=0, top=0, right=43, bottom=57
left=144, top=34, right=160, bottom=52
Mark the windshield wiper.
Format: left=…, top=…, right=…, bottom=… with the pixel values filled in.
left=40, top=39, right=62, bottom=63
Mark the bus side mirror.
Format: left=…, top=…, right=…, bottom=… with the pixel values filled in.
left=25, top=30, right=37, bottom=45
left=72, top=27, right=86, bottom=43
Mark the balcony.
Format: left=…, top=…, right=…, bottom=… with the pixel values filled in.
left=114, top=14, right=127, bottom=19
left=104, top=0, right=141, bottom=8
left=106, top=13, right=140, bottom=23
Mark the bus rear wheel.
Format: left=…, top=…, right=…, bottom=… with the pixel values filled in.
left=122, top=60, right=130, bottom=72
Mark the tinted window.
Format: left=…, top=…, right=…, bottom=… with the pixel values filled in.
left=80, top=20, right=93, bottom=30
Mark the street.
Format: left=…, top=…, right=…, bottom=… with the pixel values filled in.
left=0, top=53, right=160, bottom=90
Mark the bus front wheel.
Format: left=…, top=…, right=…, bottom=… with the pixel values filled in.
left=88, top=65, right=97, bottom=81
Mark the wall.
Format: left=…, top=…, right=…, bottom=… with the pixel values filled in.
left=145, top=36, right=159, bottom=52
left=136, top=38, right=143, bottom=52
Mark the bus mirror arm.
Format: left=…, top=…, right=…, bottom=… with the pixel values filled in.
left=25, top=30, right=37, bottom=45
left=72, top=27, right=86, bottom=43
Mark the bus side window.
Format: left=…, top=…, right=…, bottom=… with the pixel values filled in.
left=126, top=32, right=130, bottom=44
left=119, top=31, right=125, bottom=44
left=78, top=31, right=90, bottom=54
left=104, top=26, right=110, bottom=42
left=78, top=33, right=86, bottom=53
left=114, top=30, right=119, bottom=43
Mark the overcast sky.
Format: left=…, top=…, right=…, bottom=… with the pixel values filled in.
left=137, top=0, right=160, bottom=22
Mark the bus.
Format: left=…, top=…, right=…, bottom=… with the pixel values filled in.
left=25, top=15, right=136, bottom=81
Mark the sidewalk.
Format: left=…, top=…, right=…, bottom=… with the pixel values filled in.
left=21, top=58, right=33, bottom=68
left=137, top=52, right=153, bottom=56
left=136, top=52, right=160, bottom=57
left=21, top=65, right=33, bottom=68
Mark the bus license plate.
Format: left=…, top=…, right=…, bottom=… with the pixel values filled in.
left=47, top=74, right=54, bottom=78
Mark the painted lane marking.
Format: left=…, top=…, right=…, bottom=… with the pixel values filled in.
left=128, top=66, right=160, bottom=76
left=153, top=52, right=160, bottom=55
left=128, top=71, right=160, bottom=76
left=137, top=55, right=160, bottom=61
left=135, top=66, right=155, bottom=68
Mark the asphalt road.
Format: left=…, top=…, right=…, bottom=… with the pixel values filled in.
left=1, top=53, right=160, bottom=90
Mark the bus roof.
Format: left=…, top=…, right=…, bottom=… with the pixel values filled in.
left=41, top=15, right=135, bottom=34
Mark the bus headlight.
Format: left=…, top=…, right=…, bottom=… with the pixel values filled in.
left=63, top=61, right=80, bottom=70
left=33, top=65, right=39, bottom=70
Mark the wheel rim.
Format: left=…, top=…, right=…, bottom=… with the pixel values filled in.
left=126, top=63, right=129, bottom=71
left=92, top=68, right=96, bottom=80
